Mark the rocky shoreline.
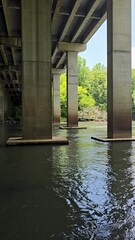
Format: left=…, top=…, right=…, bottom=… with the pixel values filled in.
left=78, top=106, right=107, bottom=122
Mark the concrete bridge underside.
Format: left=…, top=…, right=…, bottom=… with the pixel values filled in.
left=0, top=0, right=132, bottom=143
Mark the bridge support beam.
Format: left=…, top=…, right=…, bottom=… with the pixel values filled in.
left=107, top=0, right=132, bottom=138
left=67, top=51, right=78, bottom=127
left=4, top=90, right=12, bottom=120
left=21, top=0, right=52, bottom=139
left=52, top=68, right=65, bottom=125
left=0, top=81, right=4, bottom=123
left=58, top=42, right=86, bottom=127
left=53, top=74, right=60, bottom=125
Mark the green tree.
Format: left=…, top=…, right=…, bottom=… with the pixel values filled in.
left=132, top=69, right=135, bottom=116
left=60, top=58, right=107, bottom=117
left=78, top=56, right=91, bottom=87
left=77, top=56, right=96, bottom=111
left=78, top=86, right=95, bottom=111
left=132, top=68, right=135, bottom=91
left=60, top=73, right=67, bottom=117
left=88, top=63, right=107, bottom=110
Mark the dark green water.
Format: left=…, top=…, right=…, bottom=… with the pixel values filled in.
left=0, top=122, right=135, bottom=240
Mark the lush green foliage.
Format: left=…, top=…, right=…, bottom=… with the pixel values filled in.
left=88, top=63, right=107, bottom=110
left=78, top=86, right=95, bottom=111
left=60, top=73, right=67, bottom=117
left=78, top=57, right=107, bottom=111
left=60, top=56, right=135, bottom=117
left=60, top=56, right=107, bottom=117
left=132, top=69, right=135, bottom=114
left=77, top=56, right=96, bottom=110
left=77, top=56, right=90, bottom=87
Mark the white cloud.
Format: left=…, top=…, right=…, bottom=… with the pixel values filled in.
left=132, top=47, right=135, bottom=69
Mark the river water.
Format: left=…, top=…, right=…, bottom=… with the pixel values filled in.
left=0, top=122, right=135, bottom=240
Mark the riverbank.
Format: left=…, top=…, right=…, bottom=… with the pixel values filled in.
left=78, top=106, right=107, bottom=122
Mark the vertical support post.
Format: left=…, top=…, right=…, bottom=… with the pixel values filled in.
left=4, top=89, right=8, bottom=120
left=67, top=51, right=78, bottom=127
left=0, top=81, right=4, bottom=122
left=21, top=0, right=52, bottom=139
left=107, top=0, right=132, bottom=138
left=4, top=89, right=11, bottom=120
left=53, top=74, right=60, bottom=124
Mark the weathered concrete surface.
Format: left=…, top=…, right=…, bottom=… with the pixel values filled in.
left=91, top=136, right=135, bottom=142
left=0, top=36, right=21, bottom=48
left=60, top=126, right=87, bottom=129
left=107, top=0, right=132, bottom=138
left=52, top=68, right=65, bottom=75
left=22, top=0, right=52, bottom=139
left=67, top=51, right=78, bottom=127
left=58, top=42, right=86, bottom=52
left=0, top=81, right=4, bottom=122
left=53, top=74, right=60, bottom=124
left=6, top=136, right=69, bottom=146
left=52, top=68, right=65, bottom=125
left=4, top=90, right=12, bottom=120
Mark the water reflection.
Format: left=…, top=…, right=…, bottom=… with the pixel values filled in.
left=1, top=124, right=135, bottom=239
left=103, top=142, right=135, bottom=240
left=51, top=138, right=135, bottom=239
left=0, top=142, right=75, bottom=240
left=51, top=131, right=108, bottom=239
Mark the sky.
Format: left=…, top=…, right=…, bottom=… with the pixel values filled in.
left=79, top=0, right=135, bottom=69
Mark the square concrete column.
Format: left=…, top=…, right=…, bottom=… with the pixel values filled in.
left=52, top=68, right=65, bottom=125
left=4, top=90, right=12, bottom=119
left=0, top=81, right=4, bottom=122
left=107, top=0, right=132, bottom=138
left=53, top=74, right=60, bottom=124
left=21, top=0, right=52, bottom=139
left=4, top=90, right=8, bottom=119
left=58, top=42, right=86, bottom=128
left=67, top=51, right=78, bottom=127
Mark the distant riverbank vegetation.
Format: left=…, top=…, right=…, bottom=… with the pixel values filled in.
left=60, top=56, right=135, bottom=121
left=11, top=56, right=135, bottom=123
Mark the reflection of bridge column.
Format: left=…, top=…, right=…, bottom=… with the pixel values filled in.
left=58, top=42, right=86, bottom=127
left=0, top=81, right=4, bottom=122
left=21, top=0, right=52, bottom=139
left=106, top=142, right=134, bottom=239
left=107, top=0, right=132, bottom=138
left=52, top=68, right=65, bottom=124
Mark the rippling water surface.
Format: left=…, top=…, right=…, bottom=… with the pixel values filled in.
left=0, top=122, right=135, bottom=239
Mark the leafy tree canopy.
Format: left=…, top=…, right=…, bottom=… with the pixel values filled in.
left=60, top=57, right=108, bottom=117
left=88, top=63, right=107, bottom=110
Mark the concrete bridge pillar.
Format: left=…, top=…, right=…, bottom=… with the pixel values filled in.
left=52, top=68, right=65, bottom=125
left=58, top=42, right=86, bottom=127
left=4, top=90, right=11, bottom=120
left=21, top=0, right=52, bottom=139
left=67, top=51, right=78, bottom=127
left=107, top=0, right=132, bottom=138
left=0, top=81, right=4, bottom=122
left=53, top=74, right=60, bottom=124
